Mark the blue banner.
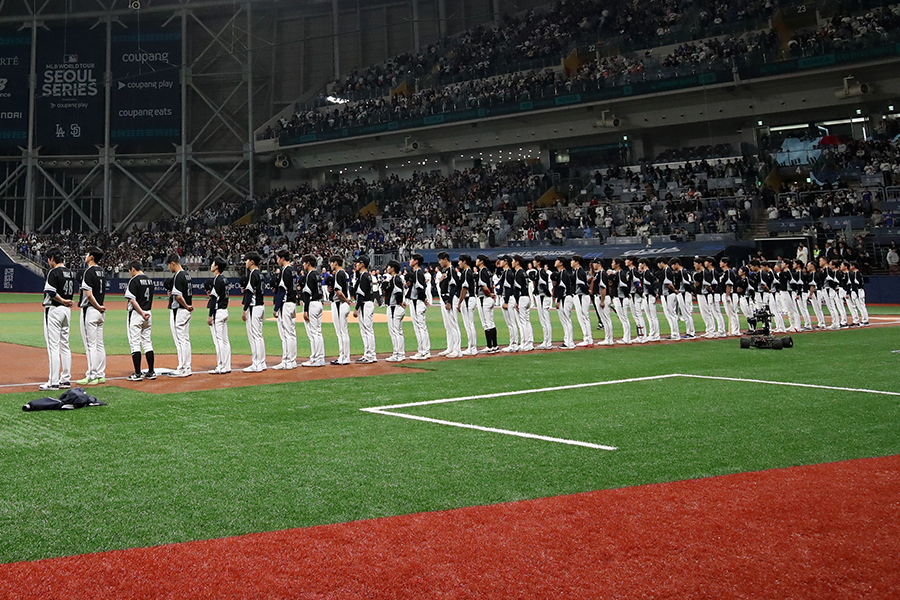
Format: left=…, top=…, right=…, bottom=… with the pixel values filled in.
left=36, top=26, right=106, bottom=148
left=0, top=30, right=32, bottom=147
left=110, top=27, right=181, bottom=145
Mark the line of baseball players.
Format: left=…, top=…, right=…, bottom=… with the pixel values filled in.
left=39, top=246, right=870, bottom=389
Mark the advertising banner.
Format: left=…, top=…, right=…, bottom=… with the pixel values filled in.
left=35, top=26, right=105, bottom=148
left=110, top=27, right=181, bottom=143
left=0, top=30, right=32, bottom=147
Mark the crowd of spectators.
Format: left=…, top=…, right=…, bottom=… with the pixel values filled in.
left=263, top=1, right=900, bottom=144
left=327, top=0, right=780, bottom=101
left=12, top=163, right=548, bottom=272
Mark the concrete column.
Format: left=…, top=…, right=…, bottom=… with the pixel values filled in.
left=411, top=0, right=420, bottom=52
left=332, top=0, right=341, bottom=79
left=437, top=0, right=447, bottom=37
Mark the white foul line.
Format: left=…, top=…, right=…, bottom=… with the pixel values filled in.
left=674, top=373, right=900, bottom=397
left=364, top=408, right=617, bottom=450
left=366, top=374, right=682, bottom=411
left=361, top=372, right=900, bottom=451
left=360, top=374, right=686, bottom=451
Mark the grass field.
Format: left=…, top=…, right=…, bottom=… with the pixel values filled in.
left=1, top=292, right=899, bottom=357
left=1, top=290, right=899, bottom=565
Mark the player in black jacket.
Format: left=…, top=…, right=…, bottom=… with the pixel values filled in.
left=674, top=258, right=695, bottom=339
left=849, top=261, right=869, bottom=326
left=657, top=257, right=681, bottom=341
left=570, top=255, right=594, bottom=346
left=271, top=250, right=298, bottom=370
left=437, top=252, right=462, bottom=357
left=475, top=254, right=499, bottom=353
left=457, top=254, right=479, bottom=355
left=241, top=251, right=267, bottom=372
left=77, top=246, right=107, bottom=385
left=124, top=260, right=156, bottom=381
left=590, top=258, right=614, bottom=346
left=384, top=259, right=407, bottom=361
left=40, top=247, right=75, bottom=391
left=638, top=258, right=660, bottom=341
left=300, top=254, right=326, bottom=366
left=207, top=256, right=232, bottom=374
left=498, top=255, right=519, bottom=352
left=329, top=256, right=353, bottom=365
left=554, top=256, right=575, bottom=349
left=533, top=256, right=555, bottom=349
left=406, top=253, right=431, bottom=360
left=611, top=258, right=636, bottom=344
left=166, top=253, right=194, bottom=376
left=353, top=256, right=378, bottom=363
left=806, top=261, right=827, bottom=329
left=512, top=255, right=534, bottom=352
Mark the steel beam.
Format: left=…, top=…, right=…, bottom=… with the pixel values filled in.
left=35, top=163, right=103, bottom=233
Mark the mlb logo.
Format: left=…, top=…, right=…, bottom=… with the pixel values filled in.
left=64, top=54, right=78, bottom=63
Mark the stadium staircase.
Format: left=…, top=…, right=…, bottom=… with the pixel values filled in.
left=0, top=242, right=45, bottom=276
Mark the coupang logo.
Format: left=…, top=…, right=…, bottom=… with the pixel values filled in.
left=42, top=55, right=99, bottom=98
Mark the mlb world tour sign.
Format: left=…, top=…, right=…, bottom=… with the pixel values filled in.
left=36, top=26, right=105, bottom=148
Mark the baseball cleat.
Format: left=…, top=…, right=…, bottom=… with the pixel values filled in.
left=126, top=373, right=144, bottom=382
left=38, top=383, right=60, bottom=391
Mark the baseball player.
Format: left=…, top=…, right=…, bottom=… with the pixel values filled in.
left=758, top=260, right=787, bottom=333
left=76, top=246, right=106, bottom=386
left=353, top=256, right=378, bottom=363
left=553, top=256, right=575, bottom=349
left=40, top=248, right=75, bottom=391
left=241, top=252, right=267, bottom=372
left=806, top=262, right=827, bottom=329
left=533, top=256, right=554, bottom=349
left=512, top=255, right=534, bottom=352
left=273, top=250, right=298, bottom=370
left=838, top=261, right=860, bottom=327
left=329, top=256, right=352, bottom=365
left=406, top=253, right=431, bottom=360
left=790, top=260, right=813, bottom=332
left=849, top=262, right=869, bottom=326
left=437, top=251, right=462, bottom=358
left=474, top=254, right=499, bottom=353
left=638, top=258, right=660, bottom=341
left=718, top=257, right=741, bottom=336
left=589, top=258, right=614, bottom=346
left=611, top=258, right=635, bottom=345
left=456, top=254, right=479, bottom=355
left=166, top=253, right=194, bottom=376
left=695, top=257, right=716, bottom=337
left=124, top=261, right=156, bottom=381
left=498, top=255, right=519, bottom=352
left=625, top=256, right=647, bottom=343
left=674, top=258, right=696, bottom=339
left=570, top=255, right=593, bottom=347
left=657, top=257, right=680, bottom=340
left=300, top=254, right=326, bottom=366
left=207, top=256, right=232, bottom=374
left=383, top=259, right=406, bottom=361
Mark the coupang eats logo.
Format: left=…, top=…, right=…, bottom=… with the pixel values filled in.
left=42, top=55, right=99, bottom=98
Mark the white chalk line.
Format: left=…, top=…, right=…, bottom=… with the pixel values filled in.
left=674, top=373, right=900, bottom=397
left=361, top=374, right=686, bottom=451
left=362, top=373, right=900, bottom=450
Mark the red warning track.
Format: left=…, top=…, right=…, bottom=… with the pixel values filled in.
left=2, top=455, right=898, bottom=599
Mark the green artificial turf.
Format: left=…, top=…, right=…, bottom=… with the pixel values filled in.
left=1, top=293, right=897, bottom=357
left=1, top=324, right=899, bottom=563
